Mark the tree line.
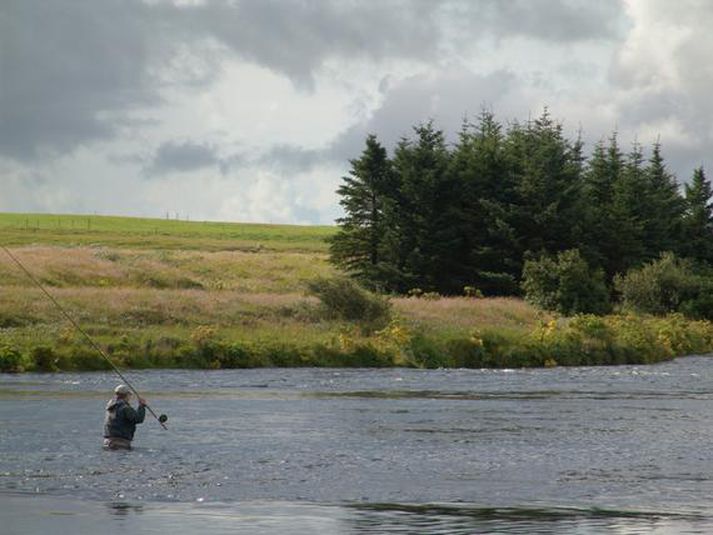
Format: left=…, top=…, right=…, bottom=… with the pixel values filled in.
left=329, top=109, right=713, bottom=298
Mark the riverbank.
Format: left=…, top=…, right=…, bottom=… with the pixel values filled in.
left=1, top=213, right=712, bottom=372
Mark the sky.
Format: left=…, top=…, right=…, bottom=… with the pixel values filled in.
left=2, top=0, right=712, bottom=225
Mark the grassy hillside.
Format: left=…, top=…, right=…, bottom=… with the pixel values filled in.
left=0, top=213, right=334, bottom=251
left=1, top=212, right=711, bottom=372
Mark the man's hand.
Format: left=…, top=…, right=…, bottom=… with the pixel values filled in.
left=138, top=397, right=147, bottom=406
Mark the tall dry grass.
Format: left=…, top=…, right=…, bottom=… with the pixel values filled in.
left=393, top=296, right=545, bottom=333
left=0, top=245, right=544, bottom=338
left=0, top=246, right=335, bottom=293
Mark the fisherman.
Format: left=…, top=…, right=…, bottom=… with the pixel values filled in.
left=103, top=384, right=147, bottom=450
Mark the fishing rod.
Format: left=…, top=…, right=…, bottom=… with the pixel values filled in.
left=1, top=245, right=168, bottom=430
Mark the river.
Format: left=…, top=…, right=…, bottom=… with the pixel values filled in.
left=2, top=357, right=713, bottom=533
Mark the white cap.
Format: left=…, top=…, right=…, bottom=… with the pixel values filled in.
left=114, top=384, right=131, bottom=395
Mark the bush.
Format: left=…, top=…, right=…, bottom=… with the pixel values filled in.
left=463, top=286, right=484, bottom=298
left=306, top=276, right=391, bottom=329
left=0, top=345, right=24, bottom=372
left=680, top=286, right=713, bottom=320
left=615, top=252, right=702, bottom=316
left=31, top=346, right=60, bottom=372
left=522, top=249, right=611, bottom=315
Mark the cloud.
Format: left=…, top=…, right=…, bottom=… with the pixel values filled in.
left=5, top=0, right=712, bottom=225
left=481, top=0, right=624, bottom=42
left=176, top=0, right=443, bottom=88
left=606, top=0, right=713, bottom=177
left=325, top=69, right=521, bottom=162
left=183, top=0, right=624, bottom=82
left=0, top=0, right=626, bottom=162
left=256, top=145, right=325, bottom=174
left=0, top=0, right=162, bottom=161
left=146, top=140, right=222, bottom=175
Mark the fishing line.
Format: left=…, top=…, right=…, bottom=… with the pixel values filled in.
left=1, top=245, right=168, bottom=429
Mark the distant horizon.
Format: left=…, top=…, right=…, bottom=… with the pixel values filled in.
left=0, top=210, right=338, bottom=228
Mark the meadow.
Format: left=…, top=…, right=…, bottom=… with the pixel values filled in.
left=1, top=213, right=712, bottom=372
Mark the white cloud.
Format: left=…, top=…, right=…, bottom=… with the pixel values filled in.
left=603, top=0, right=713, bottom=174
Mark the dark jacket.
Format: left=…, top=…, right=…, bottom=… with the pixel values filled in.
left=104, top=397, right=146, bottom=441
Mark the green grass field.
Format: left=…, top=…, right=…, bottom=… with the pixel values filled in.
left=0, top=212, right=334, bottom=251
left=1, top=212, right=711, bottom=372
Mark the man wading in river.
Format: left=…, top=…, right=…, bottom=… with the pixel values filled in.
left=103, top=385, right=147, bottom=450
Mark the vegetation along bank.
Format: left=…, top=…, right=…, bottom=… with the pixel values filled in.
left=1, top=211, right=712, bottom=373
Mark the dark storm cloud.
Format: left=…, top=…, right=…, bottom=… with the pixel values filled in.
left=0, top=0, right=161, bottom=161
left=178, top=0, right=441, bottom=87
left=327, top=69, right=520, bottom=161
left=175, top=0, right=624, bottom=87
left=0, top=0, right=626, bottom=162
left=146, top=140, right=221, bottom=175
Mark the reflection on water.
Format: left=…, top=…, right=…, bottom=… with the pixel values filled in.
left=107, top=501, right=145, bottom=515
left=2, top=495, right=711, bottom=535
left=3, top=357, right=713, bottom=533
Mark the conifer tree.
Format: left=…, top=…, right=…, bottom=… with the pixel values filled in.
left=682, top=166, right=713, bottom=263
left=329, top=134, right=396, bottom=288
left=388, top=121, right=453, bottom=292
left=609, top=141, right=648, bottom=272
left=506, top=110, right=583, bottom=268
left=580, top=138, right=617, bottom=272
left=642, top=141, right=685, bottom=258
left=449, top=111, right=518, bottom=294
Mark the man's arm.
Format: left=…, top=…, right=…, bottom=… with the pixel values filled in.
left=120, top=402, right=146, bottom=424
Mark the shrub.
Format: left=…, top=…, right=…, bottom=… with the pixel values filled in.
left=306, top=276, right=391, bottom=328
left=522, top=249, right=610, bottom=315
left=219, top=343, right=260, bottom=368
left=463, top=286, right=484, bottom=298
left=0, top=345, right=24, bottom=372
left=409, top=334, right=444, bottom=368
left=65, top=346, right=112, bottom=371
left=615, top=252, right=701, bottom=316
left=679, top=286, right=713, bottom=320
left=31, top=346, right=60, bottom=372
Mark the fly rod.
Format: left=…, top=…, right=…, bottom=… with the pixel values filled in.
left=1, top=245, right=168, bottom=429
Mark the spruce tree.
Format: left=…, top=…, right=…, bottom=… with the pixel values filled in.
left=506, top=109, right=583, bottom=271
left=449, top=111, right=518, bottom=294
left=610, top=141, right=648, bottom=272
left=580, top=138, right=617, bottom=273
left=388, top=121, right=453, bottom=293
left=581, top=134, right=648, bottom=279
left=329, top=134, right=396, bottom=288
left=642, top=141, right=685, bottom=258
left=682, top=166, right=713, bottom=263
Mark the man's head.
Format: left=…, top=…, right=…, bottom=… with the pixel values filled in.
left=114, top=384, right=131, bottom=399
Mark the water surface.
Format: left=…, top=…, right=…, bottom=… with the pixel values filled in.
left=3, top=358, right=713, bottom=533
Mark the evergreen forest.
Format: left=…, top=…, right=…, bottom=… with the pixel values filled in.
left=330, top=110, right=713, bottom=317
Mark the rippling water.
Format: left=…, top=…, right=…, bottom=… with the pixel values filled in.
left=3, top=357, right=713, bottom=533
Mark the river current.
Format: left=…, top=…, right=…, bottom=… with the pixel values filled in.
left=3, top=357, right=713, bottom=533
